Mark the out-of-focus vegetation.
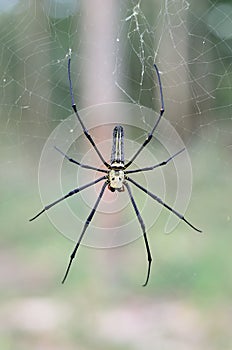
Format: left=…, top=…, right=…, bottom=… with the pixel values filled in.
left=1, top=1, right=232, bottom=349
left=1, top=140, right=232, bottom=349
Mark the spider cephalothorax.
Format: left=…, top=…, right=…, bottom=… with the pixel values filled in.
left=30, top=50, right=201, bottom=286
left=108, top=167, right=125, bottom=192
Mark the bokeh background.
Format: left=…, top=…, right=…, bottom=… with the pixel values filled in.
left=1, top=0, right=232, bottom=349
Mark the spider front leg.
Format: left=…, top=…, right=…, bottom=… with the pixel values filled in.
left=124, top=182, right=152, bottom=286
left=62, top=181, right=108, bottom=283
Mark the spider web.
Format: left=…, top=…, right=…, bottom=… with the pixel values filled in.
left=2, top=2, right=232, bottom=348
left=1, top=0, right=232, bottom=244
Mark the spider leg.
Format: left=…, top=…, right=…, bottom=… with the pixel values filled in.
left=29, top=176, right=106, bottom=221
left=127, top=177, right=202, bottom=232
left=54, top=146, right=108, bottom=173
left=67, top=51, right=110, bottom=168
left=125, top=64, right=164, bottom=168
left=62, top=181, right=108, bottom=283
left=124, top=182, right=152, bottom=287
left=125, top=148, right=185, bottom=174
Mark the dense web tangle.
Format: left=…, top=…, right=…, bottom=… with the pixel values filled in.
left=0, top=1, right=231, bottom=147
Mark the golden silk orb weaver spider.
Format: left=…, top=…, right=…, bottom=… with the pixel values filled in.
left=30, top=50, right=201, bottom=286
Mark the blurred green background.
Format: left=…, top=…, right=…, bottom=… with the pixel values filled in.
left=1, top=0, right=232, bottom=349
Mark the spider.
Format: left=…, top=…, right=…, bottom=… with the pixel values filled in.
left=30, top=51, right=201, bottom=286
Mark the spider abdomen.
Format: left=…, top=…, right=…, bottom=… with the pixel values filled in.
left=111, top=125, right=124, bottom=166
